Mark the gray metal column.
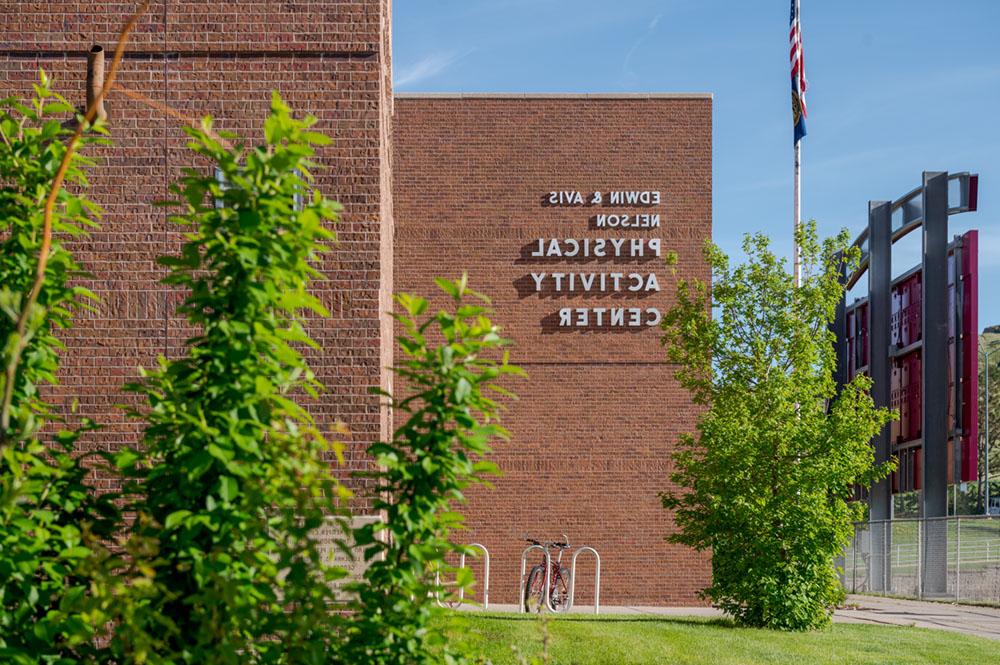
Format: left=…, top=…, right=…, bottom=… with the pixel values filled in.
left=831, top=251, right=851, bottom=588
left=868, top=200, right=893, bottom=592
left=832, top=251, right=848, bottom=395
left=921, top=171, right=949, bottom=596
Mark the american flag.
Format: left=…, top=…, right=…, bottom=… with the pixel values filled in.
left=789, top=0, right=807, bottom=143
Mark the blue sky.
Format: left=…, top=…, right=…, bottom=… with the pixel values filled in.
left=393, top=0, right=1000, bottom=330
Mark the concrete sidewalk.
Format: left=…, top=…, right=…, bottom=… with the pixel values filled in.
left=469, top=595, right=1000, bottom=641
left=476, top=604, right=723, bottom=618
left=837, top=594, right=1000, bottom=641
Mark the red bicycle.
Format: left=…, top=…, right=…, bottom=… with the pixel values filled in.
left=522, top=535, right=572, bottom=612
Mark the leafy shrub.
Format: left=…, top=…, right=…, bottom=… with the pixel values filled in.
left=1, top=69, right=522, bottom=664
left=343, top=276, right=523, bottom=665
left=0, top=72, right=120, bottom=663
left=660, top=223, right=895, bottom=630
left=112, top=92, right=348, bottom=663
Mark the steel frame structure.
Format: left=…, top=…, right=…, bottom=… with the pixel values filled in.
left=836, top=171, right=980, bottom=596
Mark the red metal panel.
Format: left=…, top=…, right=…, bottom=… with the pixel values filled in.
left=899, top=273, right=921, bottom=348
left=890, top=363, right=903, bottom=444
left=894, top=283, right=903, bottom=348
left=961, top=231, right=979, bottom=482
left=898, top=359, right=908, bottom=442
left=846, top=308, right=857, bottom=377
left=908, top=353, right=922, bottom=444
left=948, top=251, right=958, bottom=455
left=843, top=231, right=978, bottom=492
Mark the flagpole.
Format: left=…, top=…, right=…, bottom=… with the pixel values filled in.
left=794, top=139, right=801, bottom=287
left=791, top=0, right=804, bottom=288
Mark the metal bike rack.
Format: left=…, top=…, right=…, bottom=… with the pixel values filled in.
left=433, top=543, right=491, bottom=610
left=462, top=543, right=490, bottom=610
left=519, top=544, right=551, bottom=613
left=567, top=546, right=601, bottom=614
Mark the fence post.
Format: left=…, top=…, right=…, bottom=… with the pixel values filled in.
left=852, top=525, right=858, bottom=593
left=956, top=518, right=961, bottom=602
left=884, top=522, right=890, bottom=593
left=917, top=519, right=923, bottom=599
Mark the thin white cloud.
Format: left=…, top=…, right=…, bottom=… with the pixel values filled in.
left=622, top=13, right=663, bottom=86
left=394, top=50, right=473, bottom=88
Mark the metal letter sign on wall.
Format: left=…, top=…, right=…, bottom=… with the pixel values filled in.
left=836, top=171, right=980, bottom=595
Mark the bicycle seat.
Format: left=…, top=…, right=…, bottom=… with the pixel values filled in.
left=525, top=537, right=543, bottom=546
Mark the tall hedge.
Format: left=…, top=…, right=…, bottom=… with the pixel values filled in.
left=113, top=93, right=348, bottom=663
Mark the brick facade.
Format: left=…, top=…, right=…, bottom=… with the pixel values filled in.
left=392, top=95, right=713, bottom=605
left=0, top=1, right=394, bottom=489
left=1, top=5, right=713, bottom=607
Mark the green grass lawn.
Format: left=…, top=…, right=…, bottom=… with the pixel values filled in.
left=438, top=613, right=999, bottom=664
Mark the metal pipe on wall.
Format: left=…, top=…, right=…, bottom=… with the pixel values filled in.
left=86, top=45, right=108, bottom=122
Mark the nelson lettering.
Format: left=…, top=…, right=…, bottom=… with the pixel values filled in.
left=526, top=190, right=666, bottom=329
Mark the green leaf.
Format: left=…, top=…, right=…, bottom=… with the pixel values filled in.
left=114, top=447, right=142, bottom=469
left=218, top=476, right=239, bottom=502
left=434, top=277, right=460, bottom=301
left=206, top=443, right=234, bottom=464
left=42, top=101, right=73, bottom=116
left=301, top=130, right=332, bottom=145
left=60, top=546, right=92, bottom=560
left=164, top=510, right=192, bottom=529
left=453, top=377, right=471, bottom=404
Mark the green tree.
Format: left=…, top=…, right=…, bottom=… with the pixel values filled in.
left=0, top=72, right=121, bottom=663
left=343, top=276, right=523, bottom=665
left=113, top=93, right=348, bottom=663
left=981, top=333, right=1000, bottom=509
left=660, top=223, right=894, bottom=630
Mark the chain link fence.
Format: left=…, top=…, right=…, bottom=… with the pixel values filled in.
left=842, top=516, right=1000, bottom=604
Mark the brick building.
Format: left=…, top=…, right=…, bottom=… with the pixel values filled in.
left=1, top=5, right=711, bottom=605
left=0, top=1, right=396, bottom=482
left=393, top=94, right=712, bottom=604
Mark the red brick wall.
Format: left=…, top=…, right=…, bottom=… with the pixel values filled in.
left=392, top=94, right=713, bottom=605
left=0, top=1, right=382, bottom=52
left=1, top=4, right=714, bottom=607
left=0, top=1, right=393, bottom=491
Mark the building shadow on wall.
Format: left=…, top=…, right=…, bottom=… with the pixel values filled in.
left=514, top=241, right=661, bottom=266
left=537, top=194, right=658, bottom=209
left=539, top=310, right=653, bottom=335
left=513, top=275, right=658, bottom=300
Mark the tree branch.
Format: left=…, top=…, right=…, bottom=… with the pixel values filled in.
left=113, top=84, right=234, bottom=150
left=0, top=1, right=151, bottom=438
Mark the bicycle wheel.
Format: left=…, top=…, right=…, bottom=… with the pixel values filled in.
left=442, top=589, right=463, bottom=610
left=548, top=566, right=571, bottom=612
left=523, top=565, right=546, bottom=613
